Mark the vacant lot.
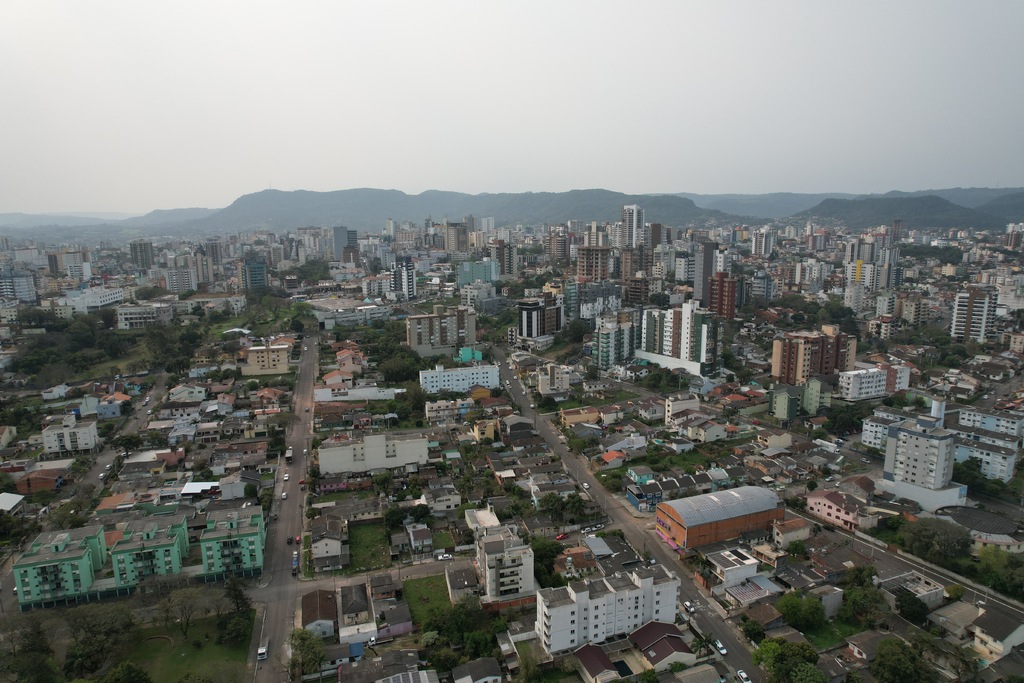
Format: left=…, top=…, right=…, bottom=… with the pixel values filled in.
left=804, top=619, right=863, bottom=650
left=404, top=574, right=449, bottom=627
left=347, top=521, right=391, bottom=573
left=432, top=530, right=454, bottom=550
left=123, top=613, right=251, bottom=683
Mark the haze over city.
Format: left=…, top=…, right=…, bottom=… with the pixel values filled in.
left=2, top=1, right=1023, bottom=214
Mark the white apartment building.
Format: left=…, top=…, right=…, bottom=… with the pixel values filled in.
left=954, top=407, right=1024, bottom=438
left=880, top=404, right=966, bottom=512
left=861, top=415, right=900, bottom=449
left=42, top=414, right=99, bottom=456
left=535, top=566, right=680, bottom=655
left=116, top=303, right=173, bottom=330
left=955, top=440, right=1018, bottom=483
left=537, top=364, right=572, bottom=395
left=838, top=368, right=888, bottom=401
left=951, top=287, right=999, bottom=343
left=477, top=525, right=535, bottom=603
left=59, top=287, right=124, bottom=315
left=318, top=434, right=428, bottom=475
left=419, top=364, right=500, bottom=394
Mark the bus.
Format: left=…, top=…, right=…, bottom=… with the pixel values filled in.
left=285, top=447, right=293, bottom=464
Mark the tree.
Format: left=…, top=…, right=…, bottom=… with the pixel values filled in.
left=244, top=483, right=258, bottom=498
left=895, top=591, right=930, bottom=625
left=178, top=674, right=215, bottom=683
left=900, top=518, right=971, bottom=565
left=946, top=584, right=965, bottom=602
left=384, top=504, right=406, bottom=530
left=539, top=492, right=566, bottom=520
left=842, top=564, right=877, bottom=589
left=776, top=592, right=824, bottom=631
left=63, top=603, right=135, bottom=678
left=170, top=587, right=202, bottom=637
left=840, top=585, right=887, bottom=627
left=786, top=540, right=807, bottom=558
left=224, top=576, right=252, bottom=614
left=373, top=471, right=393, bottom=493
left=790, top=662, right=829, bottom=683
left=742, top=619, right=766, bottom=644
left=870, top=637, right=936, bottom=683
left=752, top=637, right=818, bottom=683
left=640, top=669, right=659, bottom=683
left=102, top=662, right=154, bottom=683
left=288, top=628, right=325, bottom=677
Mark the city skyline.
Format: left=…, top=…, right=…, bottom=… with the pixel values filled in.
left=2, top=2, right=1023, bottom=214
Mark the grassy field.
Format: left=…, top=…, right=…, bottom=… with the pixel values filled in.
left=403, top=574, right=449, bottom=627
left=432, top=530, right=454, bottom=550
left=319, top=490, right=372, bottom=504
left=346, top=521, right=391, bottom=572
left=123, top=613, right=252, bottom=683
left=804, top=619, right=864, bottom=650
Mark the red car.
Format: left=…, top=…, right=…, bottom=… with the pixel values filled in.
left=556, top=533, right=569, bottom=541
left=298, top=480, right=305, bottom=485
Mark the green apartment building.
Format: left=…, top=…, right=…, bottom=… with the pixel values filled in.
left=14, top=526, right=107, bottom=606
left=109, top=516, right=189, bottom=588
left=198, top=508, right=266, bottom=576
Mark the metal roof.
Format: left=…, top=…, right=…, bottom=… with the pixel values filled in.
left=658, top=486, right=781, bottom=527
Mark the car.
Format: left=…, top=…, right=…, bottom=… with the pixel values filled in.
left=683, top=601, right=695, bottom=613
left=281, top=492, right=288, bottom=500
left=582, top=526, right=593, bottom=533
left=287, top=536, right=293, bottom=545
left=582, top=482, right=590, bottom=490
left=983, top=394, right=989, bottom=399
left=593, top=523, right=604, bottom=530
left=257, top=645, right=268, bottom=661
left=715, top=639, right=727, bottom=656
left=737, top=671, right=751, bottom=683
left=105, top=463, right=112, bottom=470
left=295, top=535, right=300, bottom=544
left=305, top=407, right=310, bottom=413
left=98, top=473, right=106, bottom=480
left=293, top=550, right=298, bottom=559
left=861, top=457, right=871, bottom=464
left=556, top=533, right=569, bottom=541
left=648, top=558, right=657, bottom=565
left=299, top=479, right=305, bottom=485
left=283, top=473, right=290, bottom=481
left=303, top=346, right=308, bottom=351
left=146, top=409, right=153, bottom=415
left=824, top=476, right=834, bottom=482
left=303, top=448, right=308, bottom=455
left=437, top=553, right=453, bottom=560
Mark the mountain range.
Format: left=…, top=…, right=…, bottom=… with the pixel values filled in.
left=2, top=186, right=1021, bottom=240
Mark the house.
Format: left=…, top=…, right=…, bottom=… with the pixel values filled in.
left=553, top=546, right=599, bottom=578
left=422, top=487, right=462, bottom=517
left=0, top=491, right=26, bottom=516
left=41, top=384, right=69, bottom=400
left=323, top=369, right=355, bottom=387
left=375, top=602, right=414, bottom=641
left=575, top=644, right=618, bottom=683
left=594, top=450, right=625, bottom=470
left=687, top=420, right=727, bottom=443
left=339, top=584, right=372, bottom=627
left=369, top=573, right=396, bottom=601
left=560, top=406, right=600, bottom=428
left=845, top=630, right=889, bottom=663
left=745, top=602, right=785, bottom=631
left=167, top=384, right=208, bottom=403
left=452, top=657, right=503, bottom=683
left=628, top=621, right=696, bottom=671
left=805, top=490, right=878, bottom=532
left=627, top=465, right=655, bottom=485
left=635, top=399, right=665, bottom=423
left=757, top=429, right=793, bottom=449
left=406, top=523, right=433, bottom=555
left=302, top=589, right=339, bottom=639
left=971, top=603, right=1024, bottom=661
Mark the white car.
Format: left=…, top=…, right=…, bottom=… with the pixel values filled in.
left=715, top=639, right=727, bottom=656
left=683, top=601, right=695, bottom=613
left=737, top=671, right=751, bottom=683
left=303, top=346, right=308, bottom=351
left=437, top=553, right=453, bottom=560
left=283, top=473, right=290, bottom=481
left=529, top=403, right=535, bottom=409
left=105, top=463, right=112, bottom=470
left=582, top=482, right=590, bottom=489
left=281, top=492, right=288, bottom=500
left=98, top=473, right=106, bottom=481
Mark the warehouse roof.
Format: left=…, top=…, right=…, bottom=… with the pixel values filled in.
left=658, top=486, right=781, bottom=527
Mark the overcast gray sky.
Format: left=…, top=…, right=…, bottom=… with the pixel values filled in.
left=2, top=1, right=1022, bottom=214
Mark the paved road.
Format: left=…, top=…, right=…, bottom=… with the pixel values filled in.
left=493, top=347, right=759, bottom=681
left=255, top=336, right=319, bottom=682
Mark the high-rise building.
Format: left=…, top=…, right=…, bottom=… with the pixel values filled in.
left=622, top=204, right=646, bottom=248
left=770, top=324, right=857, bottom=385
left=204, top=239, right=223, bottom=265
left=692, top=242, right=719, bottom=305
left=881, top=401, right=966, bottom=512
left=950, top=286, right=999, bottom=343
left=707, top=271, right=739, bottom=319
left=518, top=293, right=564, bottom=340
left=546, top=232, right=568, bottom=261
left=404, top=305, right=477, bottom=357
left=487, top=240, right=519, bottom=279
left=476, top=524, right=535, bottom=603
left=391, top=257, right=417, bottom=300
left=164, top=268, right=199, bottom=293
left=442, top=222, right=468, bottom=253
left=595, top=310, right=641, bottom=370
left=636, top=301, right=719, bottom=376
left=577, top=246, right=611, bottom=282
left=241, top=254, right=269, bottom=293
left=535, top=566, right=680, bottom=655
left=130, top=239, right=155, bottom=270
left=751, top=228, right=775, bottom=257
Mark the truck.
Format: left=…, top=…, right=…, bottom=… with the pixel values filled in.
left=813, top=438, right=840, bottom=454
left=285, top=447, right=293, bottom=464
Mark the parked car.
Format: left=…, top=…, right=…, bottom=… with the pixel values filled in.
left=281, top=492, right=287, bottom=500
left=98, top=473, right=106, bottom=481
left=582, top=526, right=593, bottom=533
left=683, top=601, right=695, bottom=613
left=437, top=553, right=453, bottom=560
left=298, top=479, right=305, bottom=485
left=593, top=524, right=604, bottom=530
left=105, top=463, right=112, bottom=470
left=737, top=671, right=751, bottom=683
left=582, top=482, right=590, bottom=489
left=295, top=535, right=301, bottom=544
left=861, top=457, right=871, bottom=464
left=556, top=533, right=569, bottom=541
left=283, top=473, right=290, bottom=481
left=715, top=639, right=727, bottom=656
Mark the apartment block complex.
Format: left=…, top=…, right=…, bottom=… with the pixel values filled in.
left=405, top=305, right=477, bottom=357
left=14, top=527, right=107, bottom=605
left=110, top=516, right=190, bottom=587
left=418, top=364, right=500, bottom=394
left=535, top=566, right=680, bottom=655
left=242, top=344, right=291, bottom=376
left=880, top=403, right=966, bottom=511
left=950, top=286, right=999, bottom=343
left=477, top=525, right=536, bottom=603
left=42, top=414, right=99, bottom=456
left=318, top=434, right=429, bottom=475
left=199, top=508, right=267, bottom=575
left=635, top=301, right=719, bottom=377
left=595, top=311, right=641, bottom=370
left=770, top=324, right=857, bottom=385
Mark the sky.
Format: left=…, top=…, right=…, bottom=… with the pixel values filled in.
left=2, top=1, right=1023, bottom=214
